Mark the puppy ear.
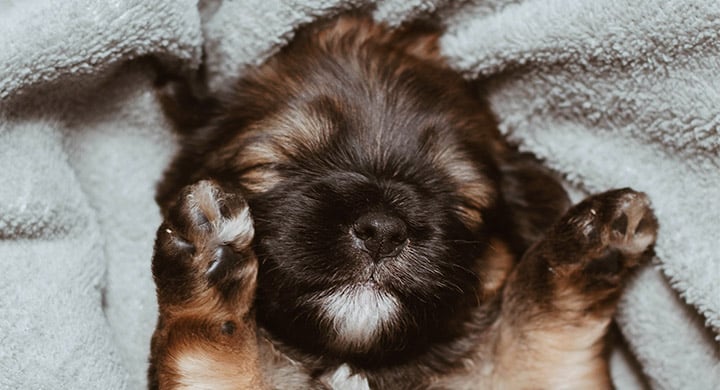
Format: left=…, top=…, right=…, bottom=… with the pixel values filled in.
left=500, top=151, right=571, bottom=249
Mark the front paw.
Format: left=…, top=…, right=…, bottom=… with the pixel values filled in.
left=152, top=180, right=256, bottom=307
left=550, top=188, right=658, bottom=290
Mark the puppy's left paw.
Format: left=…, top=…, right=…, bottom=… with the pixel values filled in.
left=551, top=188, right=658, bottom=291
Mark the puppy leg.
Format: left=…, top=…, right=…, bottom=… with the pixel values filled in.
left=493, top=188, right=658, bottom=389
left=148, top=180, right=265, bottom=390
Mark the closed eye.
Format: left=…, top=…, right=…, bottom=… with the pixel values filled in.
left=237, top=162, right=278, bottom=176
left=238, top=163, right=283, bottom=194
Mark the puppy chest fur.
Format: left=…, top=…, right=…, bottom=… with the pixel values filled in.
left=150, top=13, right=657, bottom=390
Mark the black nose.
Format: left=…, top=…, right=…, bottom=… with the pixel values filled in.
left=351, top=212, right=408, bottom=258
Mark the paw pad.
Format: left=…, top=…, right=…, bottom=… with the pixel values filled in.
left=605, top=190, right=658, bottom=256
left=552, top=188, right=658, bottom=280
left=160, top=180, right=255, bottom=285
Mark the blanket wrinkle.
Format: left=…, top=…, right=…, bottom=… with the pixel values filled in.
left=0, top=0, right=203, bottom=100
left=443, top=1, right=720, bottom=78
left=1, top=1, right=718, bottom=389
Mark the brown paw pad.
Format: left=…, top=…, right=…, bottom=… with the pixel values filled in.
left=554, top=188, right=658, bottom=279
left=605, top=190, right=658, bottom=256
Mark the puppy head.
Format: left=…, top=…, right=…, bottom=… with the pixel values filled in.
left=174, top=15, right=565, bottom=364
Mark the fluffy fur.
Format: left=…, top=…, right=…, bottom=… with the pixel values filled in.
left=148, top=14, right=657, bottom=389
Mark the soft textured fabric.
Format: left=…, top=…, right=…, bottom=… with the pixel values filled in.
left=1, top=0, right=717, bottom=389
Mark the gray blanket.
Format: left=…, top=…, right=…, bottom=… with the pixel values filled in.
left=1, top=0, right=718, bottom=388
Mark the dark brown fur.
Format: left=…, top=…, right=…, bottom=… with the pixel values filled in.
left=148, top=14, right=657, bottom=389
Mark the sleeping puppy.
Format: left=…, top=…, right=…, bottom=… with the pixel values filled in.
left=148, top=14, right=658, bottom=389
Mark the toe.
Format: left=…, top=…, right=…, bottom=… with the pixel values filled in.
left=608, top=191, right=658, bottom=255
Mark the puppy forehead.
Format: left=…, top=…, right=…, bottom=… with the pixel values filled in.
left=234, top=90, right=496, bottom=221
left=264, top=98, right=335, bottom=153
left=231, top=98, right=334, bottom=167
left=244, top=96, right=454, bottom=160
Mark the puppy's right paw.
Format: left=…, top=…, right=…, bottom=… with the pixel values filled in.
left=152, top=180, right=256, bottom=308
left=149, top=181, right=266, bottom=390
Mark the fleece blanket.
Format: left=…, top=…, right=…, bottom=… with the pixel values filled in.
left=0, top=0, right=718, bottom=389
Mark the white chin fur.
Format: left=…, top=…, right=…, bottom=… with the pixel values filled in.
left=319, top=284, right=400, bottom=351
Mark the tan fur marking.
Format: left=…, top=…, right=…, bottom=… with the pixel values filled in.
left=444, top=154, right=496, bottom=228
left=425, top=139, right=496, bottom=229
left=240, top=168, right=283, bottom=194
left=490, top=316, right=611, bottom=390
left=265, top=104, right=332, bottom=155
left=235, top=139, right=286, bottom=170
left=480, top=239, right=515, bottom=297
left=171, top=346, right=264, bottom=390
left=233, top=105, right=333, bottom=194
left=400, top=33, right=440, bottom=63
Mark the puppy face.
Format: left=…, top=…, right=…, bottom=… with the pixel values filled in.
left=209, top=17, right=512, bottom=362
left=246, top=98, right=496, bottom=357
left=157, top=15, right=567, bottom=366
